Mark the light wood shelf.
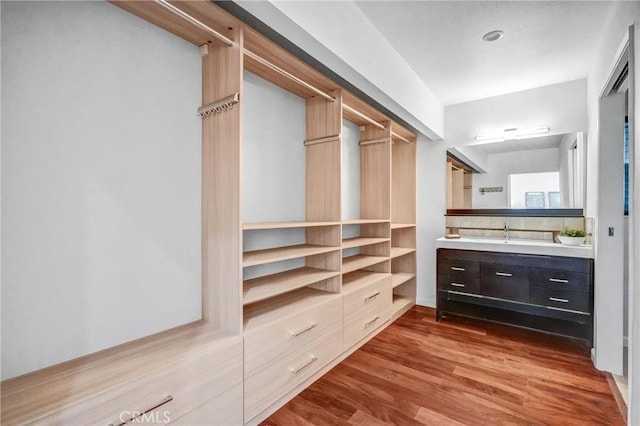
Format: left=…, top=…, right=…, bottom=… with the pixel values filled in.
left=341, top=237, right=389, bottom=249
left=391, top=223, right=416, bottom=230
left=390, top=247, right=416, bottom=259
left=342, top=270, right=390, bottom=295
left=243, top=287, right=342, bottom=333
left=243, top=267, right=340, bottom=305
left=391, top=272, right=415, bottom=289
left=342, top=254, right=388, bottom=274
left=342, top=219, right=390, bottom=225
left=243, top=245, right=339, bottom=267
left=392, top=295, right=413, bottom=319
left=243, top=221, right=339, bottom=230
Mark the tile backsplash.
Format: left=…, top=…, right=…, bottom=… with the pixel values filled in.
left=446, top=215, right=594, bottom=244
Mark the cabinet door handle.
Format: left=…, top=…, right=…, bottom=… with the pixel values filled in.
left=496, top=272, right=512, bottom=277
left=549, top=297, right=569, bottom=303
left=450, top=283, right=465, bottom=287
left=365, top=291, right=380, bottom=302
left=451, top=267, right=465, bottom=271
left=290, top=355, right=318, bottom=374
left=549, top=278, right=569, bottom=284
left=108, top=395, right=173, bottom=426
left=365, top=315, right=380, bottom=328
left=291, top=322, right=317, bottom=337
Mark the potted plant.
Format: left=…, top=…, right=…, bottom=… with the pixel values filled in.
left=558, top=227, right=587, bottom=246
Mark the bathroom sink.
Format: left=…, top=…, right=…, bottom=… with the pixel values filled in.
left=435, top=236, right=594, bottom=258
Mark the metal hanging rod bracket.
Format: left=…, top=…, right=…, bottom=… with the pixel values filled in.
left=198, top=93, right=240, bottom=118
left=343, top=104, right=385, bottom=129
left=360, top=137, right=390, bottom=146
left=154, top=0, right=234, bottom=46
left=304, top=134, right=341, bottom=146
left=244, top=49, right=335, bottom=102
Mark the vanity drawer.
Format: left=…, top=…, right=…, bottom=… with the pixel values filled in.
left=35, top=337, right=243, bottom=425
left=529, top=268, right=590, bottom=293
left=481, top=264, right=529, bottom=302
left=530, top=286, right=591, bottom=313
left=244, top=324, right=343, bottom=422
left=344, top=282, right=392, bottom=349
left=438, top=259, right=480, bottom=280
left=244, top=294, right=343, bottom=378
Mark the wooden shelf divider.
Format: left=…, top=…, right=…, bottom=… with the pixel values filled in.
left=341, top=237, right=389, bottom=250
left=342, top=219, right=390, bottom=225
left=390, top=247, right=416, bottom=259
left=391, top=223, right=416, bottom=230
left=342, top=270, right=390, bottom=294
left=243, top=221, right=338, bottom=230
left=243, top=267, right=341, bottom=305
left=391, top=272, right=415, bottom=289
left=243, top=245, right=339, bottom=267
left=342, top=254, right=388, bottom=274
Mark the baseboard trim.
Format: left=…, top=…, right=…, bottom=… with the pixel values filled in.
left=416, top=297, right=435, bottom=307
left=605, top=372, right=628, bottom=424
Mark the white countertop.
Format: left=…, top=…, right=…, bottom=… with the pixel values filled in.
left=436, top=236, right=594, bottom=259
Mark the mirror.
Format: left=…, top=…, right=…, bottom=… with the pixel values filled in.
left=446, top=132, right=586, bottom=212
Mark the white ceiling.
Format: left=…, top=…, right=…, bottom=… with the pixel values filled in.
left=355, top=1, right=616, bottom=106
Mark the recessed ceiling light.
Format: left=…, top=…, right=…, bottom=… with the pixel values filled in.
left=482, top=30, right=504, bottom=42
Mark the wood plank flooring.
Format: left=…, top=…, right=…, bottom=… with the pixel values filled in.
left=262, top=306, right=623, bottom=425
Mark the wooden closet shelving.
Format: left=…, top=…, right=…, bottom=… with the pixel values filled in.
left=2, top=2, right=420, bottom=425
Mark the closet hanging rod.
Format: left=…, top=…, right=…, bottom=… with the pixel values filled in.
left=343, top=104, right=385, bottom=130
left=360, top=137, right=390, bottom=146
left=153, top=0, right=234, bottom=46
left=243, top=49, right=335, bottom=102
left=391, top=131, right=413, bottom=144
left=304, top=134, right=341, bottom=146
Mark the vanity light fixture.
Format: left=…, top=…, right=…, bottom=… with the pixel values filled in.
left=475, top=126, right=550, bottom=142
left=482, top=30, right=504, bottom=42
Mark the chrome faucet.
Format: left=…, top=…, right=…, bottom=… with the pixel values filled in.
left=504, top=220, right=510, bottom=242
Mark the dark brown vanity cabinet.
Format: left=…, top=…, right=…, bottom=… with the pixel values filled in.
left=437, top=248, right=594, bottom=345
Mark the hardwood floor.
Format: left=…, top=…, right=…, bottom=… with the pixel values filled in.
left=262, top=306, right=624, bottom=425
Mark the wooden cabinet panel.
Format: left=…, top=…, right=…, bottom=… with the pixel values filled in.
left=344, top=276, right=392, bottom=349
left=244, top=294, right=343, bottom=379
left=529, top=268, right=590, bottom=293
left=480, top=263, right=529, bottom=302
left=530, top=286, right=591, bottom=313
left=244, top=324, right=343, bottom=421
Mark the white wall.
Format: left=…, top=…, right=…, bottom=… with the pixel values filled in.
left=1, top=1, right=202, bottom=379
left=558, top=133, right=577, bottom=207
left=342, top=120, right=361, bottom=220
left=471, top=148, right=560, bottom=209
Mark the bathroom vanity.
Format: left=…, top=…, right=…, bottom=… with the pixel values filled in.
left=436, top=237, right=594, bottom=345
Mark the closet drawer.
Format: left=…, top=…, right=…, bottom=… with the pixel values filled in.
left=35, top=338, right=243, bottom=425
left=343, top=275, right=391, bottom=315
left=530, top=286, right=591, bottom=313
left=529, top=268, right=590, bottom=293
left=169, top=382, right=243, bottom=425
left=244, top=294, right=343, bottom=378
left=344, top=282, right=392, bottom=349
left=244, top=324, right=343, bottom=422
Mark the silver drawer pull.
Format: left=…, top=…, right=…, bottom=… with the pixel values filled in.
left=364, top=315, right=380, bottom=328
left=496, top=272, right=512, bottom=277
left=365, top=291, right=381, bottom=302
left=291, top=322, right=317, bottom=337
left=450, top=283, right=465, bottom=287
left=108, top=395, right=173, bottom=426
left=290, top=355, right=318, bottom=374
left=549, top=297, right=569, bottom=303
left=451, top=267, right=465, bottom=272
left=549, top=278, right=569, bottom=284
